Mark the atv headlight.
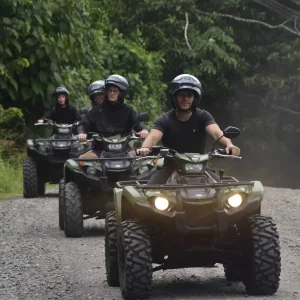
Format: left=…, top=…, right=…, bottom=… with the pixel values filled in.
left=58, top=128, right=71, bottom=134
left=139, top=165, right=151, bottom=174
left=227, top=194, right=243, bottom=208
left=87, top=167, right=97, bottom=176
left=76, top=143, right=85, bottom=152
left=154, top=197, right=169, bottom=211
left=37, top=142, right=51, bottom=153
left=184, top=163, right=203, bottom=173
left=108, top=143, right=123, bottom=150
left=39, top=145, right=47, bottom=153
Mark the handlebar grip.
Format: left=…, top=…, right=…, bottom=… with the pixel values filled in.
left=216, top=148, right=227, bottom=155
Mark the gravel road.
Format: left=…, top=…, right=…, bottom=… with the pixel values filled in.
left=1, top=187, right=300, bottom=300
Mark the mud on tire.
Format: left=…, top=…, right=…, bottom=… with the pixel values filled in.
left=105, top=212, right=119, bottom=286
left=58, top=179, right=65, bottom=230
left=118, top=220, right=152, bottom=300
left=64, top=181, right=83, bottom=238
left=242, top=215, right=281, bottom=295
left=23, top=157, right=39, bottom=198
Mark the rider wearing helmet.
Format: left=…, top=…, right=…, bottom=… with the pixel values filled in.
left=38, top=87, right=81, bottom=124
left=77, top=74, right=149, bottom=158
left=136, top=74, right=240, bottom=183
left=88, top=80, right=106, bottom=106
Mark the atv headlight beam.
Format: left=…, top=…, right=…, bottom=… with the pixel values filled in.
left=227, top=194, right=243, bottom=208
left=154, top=197, right=169, bottom=211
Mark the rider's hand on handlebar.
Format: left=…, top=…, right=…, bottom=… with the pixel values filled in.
left=136, top=147, right=151, bottom=156
left=78, top=133, right=87, bottom=142
left=226, top=145, right=240, bottom=156
left=135, top=129, right=148, bottom=139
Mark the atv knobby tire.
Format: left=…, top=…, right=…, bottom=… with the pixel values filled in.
left=118, top=220, right=152, bottom=300
left=242, top=215, right=281, bottom=295
left=105, top=212, right=119, bottom=286
left=23, top=157, right=39, bottom=198
left=58, top=179, right=65, bottom=230
left=64, top=182, right=83, bottom=237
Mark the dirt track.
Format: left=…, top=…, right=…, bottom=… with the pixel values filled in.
left=1, top=187, right=300, bottom=300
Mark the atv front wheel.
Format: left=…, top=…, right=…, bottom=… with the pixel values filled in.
left=64, top=182, right=83, bottom=237
left=105, top=212, right=119, bottom=286
left=118, top=220, right=152, bottom=300
left=58, top=179, right=65, bottom=230
left=242, top=215, right=281, bottom=295
left=23, top=157, right=39, bottom=198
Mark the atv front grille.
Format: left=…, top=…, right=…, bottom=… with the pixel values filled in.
left=184, top=202, right=217, bottom=227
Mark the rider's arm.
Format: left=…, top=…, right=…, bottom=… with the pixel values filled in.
left=205, top=124, right=233, bottom=147
left=205, top=123, right=240, bottom=155
left=38, top=108, right=54, bottom=123
left=141, top=129, right=163, bottom=148
left=77, top=110, right=93, bottom=134
left=129, top=108, right=148, bottom=131
left=73, top=107, right=81, bottom=122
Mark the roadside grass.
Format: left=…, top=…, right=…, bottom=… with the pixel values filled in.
left=0, top=159, right=23, bottom=200
left=0, top=148, right=25, bottom=200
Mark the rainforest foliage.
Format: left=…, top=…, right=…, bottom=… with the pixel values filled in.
left=1, top=0, right=300, bottom=187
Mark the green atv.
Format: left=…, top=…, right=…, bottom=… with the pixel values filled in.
left=105, top=126, right=281, bottom=299
left=23, top=119, right=90, bottom=198
left=60, top=113, right=158, bottom=237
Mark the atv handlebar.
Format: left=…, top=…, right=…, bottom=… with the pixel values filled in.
left=34, top=120, right=80, bottom=127
left=137, top=146, right=241, bottom=160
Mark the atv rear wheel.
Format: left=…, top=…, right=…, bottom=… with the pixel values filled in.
left=64, top=182, right=83, bottom=237
left=58, top=179, right=65, bottom=230
left=105, top=212, right=119, bottom=287
left=23, top=157, right=39, bottom=198
left=118, top=220, right=152, bottom=300
left=242, top=215, right=281, bottom=295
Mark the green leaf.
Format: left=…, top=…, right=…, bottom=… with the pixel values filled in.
left=9, top=78, right=18, bottom=91
left=12, top=40, right=22, bottom=53
left=5, top=48, right=12, bottom=57
left=34, top=14, right=43, bottom=25
left=32, top=80, right=43, bottom=95
left=53, top=72, right=62, bottom=83
left=39, top=71, right=47, bottom=83
left=3, top=17, right=11, bottom=25
left=21, top=86, right=33, bottom=100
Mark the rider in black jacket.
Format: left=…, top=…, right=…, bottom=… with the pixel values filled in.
left=38, top=87, right=81, bottom=124
left=78, top=74, right=148, bottom=158
left=88, top=80, right=106, bottom=106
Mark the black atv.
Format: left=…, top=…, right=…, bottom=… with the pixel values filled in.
left=60, top=113, right=156, bottom=237
left=105, top=126, right=281, bottom=299
left=23, top=120, right=90, bottom=198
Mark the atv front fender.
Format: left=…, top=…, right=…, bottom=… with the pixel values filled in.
left=113, top=186, right=148, bottom=223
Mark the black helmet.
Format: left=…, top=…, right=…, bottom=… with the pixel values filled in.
left=169, top=74, right=202, bottom=111
left=52, top=87, right=70, bottom=102
left=105, top=74, right=129, bottom=102
left=88, top=80, right=105, bottom=101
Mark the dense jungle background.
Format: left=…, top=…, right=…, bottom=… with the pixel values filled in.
left=1, top=0, right=300, bottom=196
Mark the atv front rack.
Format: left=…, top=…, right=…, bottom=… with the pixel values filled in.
left=115, top=180, right=254, bottom=189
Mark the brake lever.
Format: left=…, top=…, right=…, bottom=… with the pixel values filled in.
left=214, top=153, right=242, bottom=159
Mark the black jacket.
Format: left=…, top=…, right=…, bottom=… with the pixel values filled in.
left=42, top=105, right=81, bottom=124
left=77, top=102, right=147, bottom=137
